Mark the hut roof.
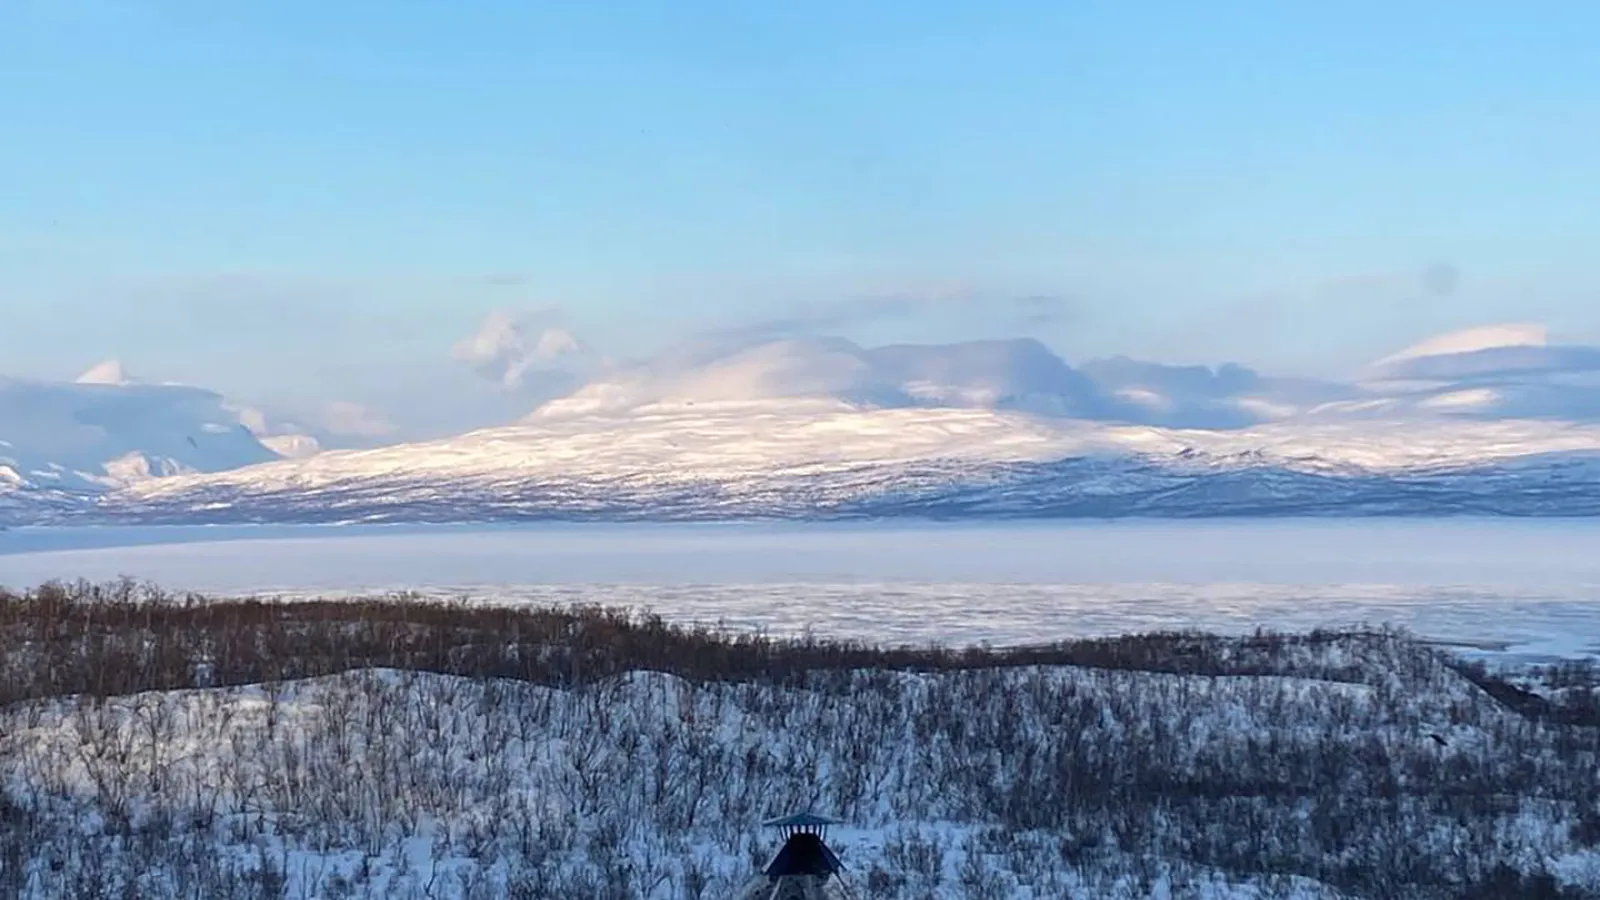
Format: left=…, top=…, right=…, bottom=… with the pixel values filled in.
left=762, top=813, right=841, bottom=829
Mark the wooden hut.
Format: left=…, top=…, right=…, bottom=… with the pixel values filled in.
left=732, top=812, right=854, bottom=900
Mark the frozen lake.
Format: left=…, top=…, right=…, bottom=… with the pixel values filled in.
left=4, top=519, right=1600, bottom=659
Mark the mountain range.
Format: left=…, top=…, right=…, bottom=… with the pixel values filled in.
left=11, top=323, right=1600, bottom=525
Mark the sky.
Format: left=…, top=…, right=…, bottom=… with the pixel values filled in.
left=2, top=0, right=1598, bottom=434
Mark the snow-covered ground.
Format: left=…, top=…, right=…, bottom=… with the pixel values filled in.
left=3, top=634, right=1595, bottom=899
left=4, top=520, right=1599, bottom=662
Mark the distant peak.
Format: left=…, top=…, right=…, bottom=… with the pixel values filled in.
left=1372, top=324, right=1547, bottom=371
left=75, top=359, right=134, bottom=386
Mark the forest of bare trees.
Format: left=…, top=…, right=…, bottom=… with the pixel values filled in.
left=0, top=579, right=1597, bottom=898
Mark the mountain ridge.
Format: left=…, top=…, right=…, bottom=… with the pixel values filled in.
left=86, top=401, right=1600, bottom=524
left=13, top=326, right=1600, bottom=525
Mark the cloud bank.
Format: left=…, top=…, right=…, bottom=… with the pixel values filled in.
left=529, top=333, right=1347, bottom=429
left=525, top=320, right=1600, bottom=433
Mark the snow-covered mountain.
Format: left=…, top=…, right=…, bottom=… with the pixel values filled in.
left=18, top=326, right=1600, bottom=524
left=0, top=362, right=289, bottom=521
left=97, top=397, right=1600, bottom=522
left=0, top=372, right=278, bottom=490
left=1355, top=324, right=1600, bottom=422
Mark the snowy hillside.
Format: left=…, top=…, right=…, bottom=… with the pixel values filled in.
left=99, top=400, right=1600, bottom=522
left=2, top=585, right=1597, bottom=899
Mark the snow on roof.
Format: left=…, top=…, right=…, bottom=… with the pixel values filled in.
left=763, top=812, right=841, bottom=829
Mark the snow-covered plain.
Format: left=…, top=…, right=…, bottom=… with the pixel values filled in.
left=4, top=519, right=1599, bottom=662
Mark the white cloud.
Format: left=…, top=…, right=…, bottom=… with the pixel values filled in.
left=532, top=336, right=1112, bottom=420
left=225, top=398, right=395, bottom=454
left=258, top=433, right=322, bottom=459
left=453, top=310, right=586, bottom=389
left=1115, top=387, right=1172, bottom=411
left=317, top=401, right=397, bottom=438
left=76, top=359, right=134, bottom=386
left=1419, top=389, right=1499, bottom=410
left=1233, top=397, right=1298, bottom=420
left=228, top=404, right=272, bottom=437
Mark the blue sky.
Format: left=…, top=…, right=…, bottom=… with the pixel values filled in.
left=2, top=0, right=1598, bottom=421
